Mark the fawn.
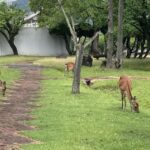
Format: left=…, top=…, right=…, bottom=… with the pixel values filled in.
left=64, top=62, right=75, bottom=74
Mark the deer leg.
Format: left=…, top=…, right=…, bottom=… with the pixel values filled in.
left=129, top=101, right=133, bottom=112
left=121, top=92, right=124, bottom=110
left=124, top=98, right=126, bottom=110
left=121, top=92, right=126, bottom=111
left=2, top=89, right=5, bottom=96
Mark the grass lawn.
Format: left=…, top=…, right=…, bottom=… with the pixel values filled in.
left=0, top=56, right=25, bottom=99
left=7, top=57, right=150, bottom=150
left=0, top=56, right=46, bottom=100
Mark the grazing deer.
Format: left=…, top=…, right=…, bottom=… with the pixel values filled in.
left=64, top=62, right=75, bottom=74
left=118, top=76, right=139, bottom=113
left=0, top=80, right=6, bottom=96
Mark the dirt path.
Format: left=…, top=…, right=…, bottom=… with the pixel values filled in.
left=82, top=76, right=150, bottom=82
left=0, top=63, right=44, bottom=150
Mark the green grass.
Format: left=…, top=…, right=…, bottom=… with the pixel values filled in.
left=0, top=56, right=44, bottom=99
left=21, top=58, right=150, bottom=150
left=0, top=55, right=42, bottom=65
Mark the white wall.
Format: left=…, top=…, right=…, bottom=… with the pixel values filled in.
left=0, top=27, right=68, bottom=56
left=0, top=33, right=13, bottom=56
left=15, top=27, right=68, bottom=56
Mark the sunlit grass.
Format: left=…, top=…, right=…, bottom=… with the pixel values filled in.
left=21, top=57, right=150, bottom=150
left=0, top=55, right=42, bottom=65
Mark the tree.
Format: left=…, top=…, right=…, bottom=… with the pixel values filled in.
left=116, top=0, right=124, bottom=67
left=57, top=0, right=99, bottom=94
left=30, top=0, right=104, bottom=94
left=0, top=3, right=24, bottom=55
left=124, top=0, right=150, bottom=58
left=106, top=0, right=114, bottom=68
left=30, top=0, right=107, bottom=55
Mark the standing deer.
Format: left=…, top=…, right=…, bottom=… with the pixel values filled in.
left=0, top=80, right=6, bottom=96
left=64, top=62, right=75, bottom=74
left=118, top=76, right=139, bottom=113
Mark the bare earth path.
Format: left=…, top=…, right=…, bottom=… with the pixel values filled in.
left=0, top=63, right=44, bottom=150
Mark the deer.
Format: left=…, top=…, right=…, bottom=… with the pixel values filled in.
left=118, top=76, right=139, bottom=113
left=0, top=80, right=6, bottom=96
left=64, top=62, right=75, bottom=75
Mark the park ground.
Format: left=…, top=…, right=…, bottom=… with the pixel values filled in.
left=0, top=56, right=150, bottom=150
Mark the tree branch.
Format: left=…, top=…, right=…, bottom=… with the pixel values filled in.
left=57, top=0, right=77, bottom=44
left=84, top=31, right=100, bottom=49
left=130, top=23, right=143, bottom=33
left=0, top=30, right=9, bottom=42
left=82, top=36, right=87, bottom=45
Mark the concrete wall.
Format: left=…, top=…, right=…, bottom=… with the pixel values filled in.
left=0, top=27, right=68, bottom=56
left=0, top=33, right=13, bottom=56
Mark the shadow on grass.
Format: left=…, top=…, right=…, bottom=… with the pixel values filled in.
left=92, top=84, right=118, bottom=92
left=123, top=59, right=150, bottom=72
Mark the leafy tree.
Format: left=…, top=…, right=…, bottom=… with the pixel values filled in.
left=124, top=0, right=150, bottom=58
left=0, top=3, right=24, bottom=55
left=30, top=0, right=107, bottom=55
left=30, top=0, right=101, bottom=93
left=57, top=0, right=100, bottom=94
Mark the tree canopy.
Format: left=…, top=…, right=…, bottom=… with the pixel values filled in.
left=0, top=2, right=24, bottom=55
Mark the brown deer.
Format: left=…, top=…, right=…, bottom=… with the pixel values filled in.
left=0, top=80, right=6, bottom=96
left=64, top=62, right=75, bottom=74
left=118, top=76, right=139, bottom=113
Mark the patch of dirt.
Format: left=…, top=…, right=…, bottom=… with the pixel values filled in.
left=83, top=76, right=150, bottom=82
left=0, top=63, right=44, bottom=150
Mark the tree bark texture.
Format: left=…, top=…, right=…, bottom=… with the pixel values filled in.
left=106, top=0, right=114, bottom=68
left=9, top=38, right=18, bottom=55
left=90, top=32, right=99, bottom=54
left=116, top=0, right=124, bottom=66
left=0, top=31, right=18, bottom=55
left=144, top=34, right=150, bottom=58
left=72, top=43, right=83, bottom=94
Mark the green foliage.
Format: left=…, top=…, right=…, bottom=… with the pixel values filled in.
left=124, top=0, right=150, bottom=36
left=29, top=0, right=108, bottom=36
left=0, top=2, right=24, bottom=38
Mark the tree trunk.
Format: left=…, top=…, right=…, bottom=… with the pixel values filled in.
left=143, top=34, right=150, bottom=58
left=72, top=43, right=83, bottom=94
left=116, top=0, right=124, bottom=67
left=0, top=31, right=18, bottom=55
left=64, top=34, right=74, bottom=55
left=139, top=35, right=146, bottom=59
left=106, top=0, right=114, bottom=68
left=8, top=39, right=18, bottom=55
left=126, top=36, right=131, bottom=58
left=104, top=34, right=107, bottom=57
left=134, top=36, right=141, bottom=58
left=90, top=32, right=99, bottom=54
